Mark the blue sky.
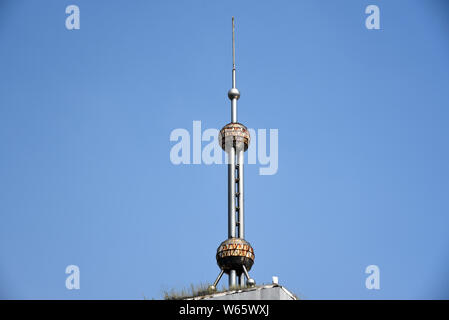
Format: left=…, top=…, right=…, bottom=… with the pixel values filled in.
left=1, top=0, right=448, bottom=299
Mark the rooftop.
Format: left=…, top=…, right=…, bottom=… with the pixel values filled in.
left=185, top=284, right=298, bottom=300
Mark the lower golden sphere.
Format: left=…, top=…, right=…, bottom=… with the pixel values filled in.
left=216, top=238, right=255, bottom=274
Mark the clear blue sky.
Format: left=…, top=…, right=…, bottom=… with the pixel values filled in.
left=1, top=0, right=448, bottom=299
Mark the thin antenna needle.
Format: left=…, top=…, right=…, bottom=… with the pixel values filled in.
left=232, top=17, right=235, bottom=69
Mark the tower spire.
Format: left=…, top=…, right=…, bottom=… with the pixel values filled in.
left=210, top=18, right=255, bottom=292
left=229, top=17, right=239, bottom=123
left=232, top=16, right=236, bottom=86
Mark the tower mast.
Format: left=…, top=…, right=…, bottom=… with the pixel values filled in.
left=231, top=17, right=237, bottom=123
left=210, top=18, right=255, bottom=291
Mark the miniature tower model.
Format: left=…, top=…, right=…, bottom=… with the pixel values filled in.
left=209, top=18, right=256, bottom=291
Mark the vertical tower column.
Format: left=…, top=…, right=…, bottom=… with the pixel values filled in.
left=237, top=148, right=245, bottom=288
left=228, top=16, right=238, bottom=288
left=228, top=146, right=236, bottom=239
left=231, top=68, right=237, bottom=123
left=237, top=149, right=244, bottom=239
left=228, top=145, right=237, bottom=287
